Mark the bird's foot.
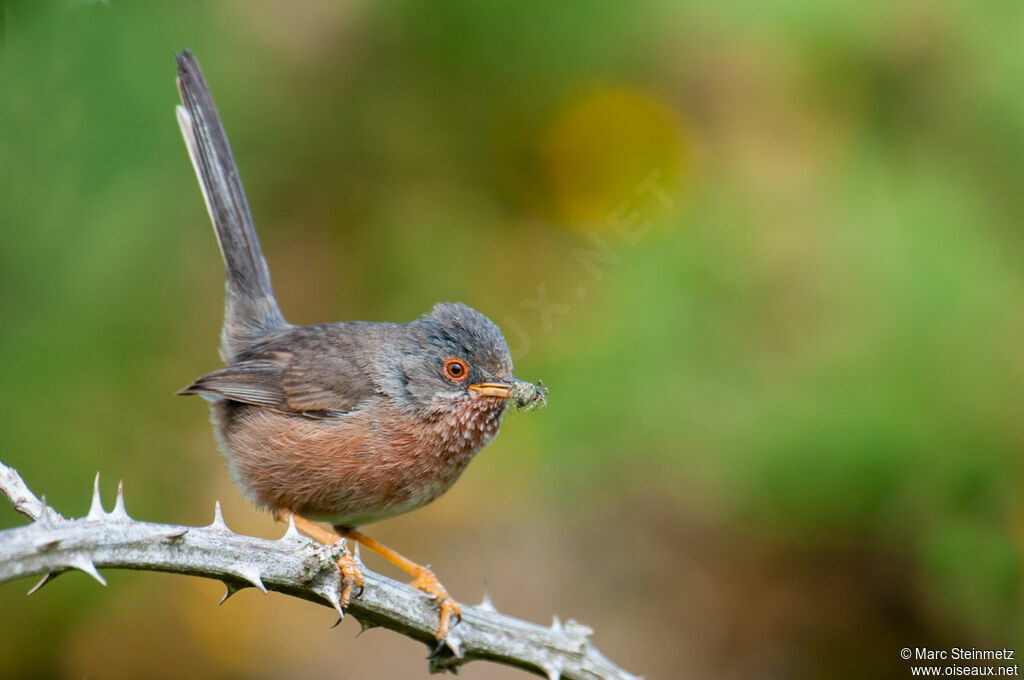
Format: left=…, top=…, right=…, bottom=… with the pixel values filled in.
left=336, top=527, right=461, bottom=640
left=410, top=566, right=461, bottom=640
left=337, top=549, right=365, bottom=609
left=275, top=508, right=365, bottom=611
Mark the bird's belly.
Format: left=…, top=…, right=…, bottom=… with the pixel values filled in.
left=306, top=493, right=436, bottom=527
left=212, top=401, right=489, bottom=527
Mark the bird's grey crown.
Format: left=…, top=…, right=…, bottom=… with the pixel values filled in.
left=418, top=302, right=513, bottom=377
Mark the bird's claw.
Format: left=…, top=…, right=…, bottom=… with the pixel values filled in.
left=436, top=596, right=461, bottom=641
left=337, top=550, right=364, bottom=611
left=411, top=568, right=462, bottom=640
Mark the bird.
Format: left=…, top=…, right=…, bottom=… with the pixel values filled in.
left=173, top=49, right=546, bottom=640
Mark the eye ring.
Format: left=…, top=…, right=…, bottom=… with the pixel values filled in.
left=442, top=357, right=469, bottom=382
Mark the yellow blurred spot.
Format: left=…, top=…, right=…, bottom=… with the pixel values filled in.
left=541, top=88, right=687, bottom=229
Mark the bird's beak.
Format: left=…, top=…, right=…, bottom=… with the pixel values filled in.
left=467, top=381, right=514, bottom=399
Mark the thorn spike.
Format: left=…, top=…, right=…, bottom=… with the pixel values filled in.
left=34, top=538, right=61, bottom=551
left=70, top=556, right=107, bottom=586
left=87, top=472, right=105, bottom=519
left=428, top=639, right=447, bottom=660
left=27, top=572, right=59, bottom=595
left=318, top=584, right=345, bottom=620
left=230, top=565, right=266, bottom=593
left=280, top=514, right=301, bottom=542
left=477, top=589, right=496, bottom=612
left=356, top=620, right=377, bottom=637
left=162, top=527, right=188, bottom=540
left=539, top=662, right=563, bottom=680
left=219, top=581, right=244, bottom=605
left=444, top=634, right=463, bottom=659
left=427, top=635, right=463, bottom=662
left=210, top=501, right=229, bottom=531
left=36, top=495, right=54, bottom=526
left=111, top=480, right=128, bottom=519
left=551, top=615, right=563, bottom=632
left=565, top=618, right=594, bottom=640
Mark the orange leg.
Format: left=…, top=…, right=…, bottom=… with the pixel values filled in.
left=274, top=509, right=364, bottom=612
left=337, top=527, right=461, bottom=640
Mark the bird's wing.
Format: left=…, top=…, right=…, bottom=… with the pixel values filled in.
left=280, top=349, right=376, bottom=413
left=178, top=359, right=290, bottom=410
left=180, top=349, right=375, bottom=415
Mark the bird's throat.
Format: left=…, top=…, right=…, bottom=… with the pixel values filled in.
left=433, top=396, right=507, bottom=456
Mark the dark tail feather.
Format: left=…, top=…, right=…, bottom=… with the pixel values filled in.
left=175, top=49, right=286, bottom=361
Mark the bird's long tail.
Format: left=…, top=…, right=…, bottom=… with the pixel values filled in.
left=175, top=49, right=286, bottom=362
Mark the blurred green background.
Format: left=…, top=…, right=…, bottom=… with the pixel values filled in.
left=2, top=1, right=1023, bottom=678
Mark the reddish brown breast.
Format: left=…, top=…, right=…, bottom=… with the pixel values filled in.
left=213, top=394, right=507, bottom=527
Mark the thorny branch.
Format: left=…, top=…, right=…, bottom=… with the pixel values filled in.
left=0, top=459, right=637, bottom=680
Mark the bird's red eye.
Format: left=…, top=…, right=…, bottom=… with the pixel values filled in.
left=443, top=357, right=469, bottom=382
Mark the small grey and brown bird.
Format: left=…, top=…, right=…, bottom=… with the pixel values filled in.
left=174, top=49, right=546, bottom=640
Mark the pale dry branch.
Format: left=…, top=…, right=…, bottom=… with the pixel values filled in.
left=0, top=459, right=637, bottom=680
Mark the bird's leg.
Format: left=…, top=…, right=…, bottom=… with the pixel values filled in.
left=274, top=509, right=364, bottom=610
left=336, top=527, right=461, bottom=640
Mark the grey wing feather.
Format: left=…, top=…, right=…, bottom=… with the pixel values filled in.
left=281, top=351, right=375, bottom=413
left=180, top=343, right=375, bottom=415
left=178, top=360, right=289, bottom=410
